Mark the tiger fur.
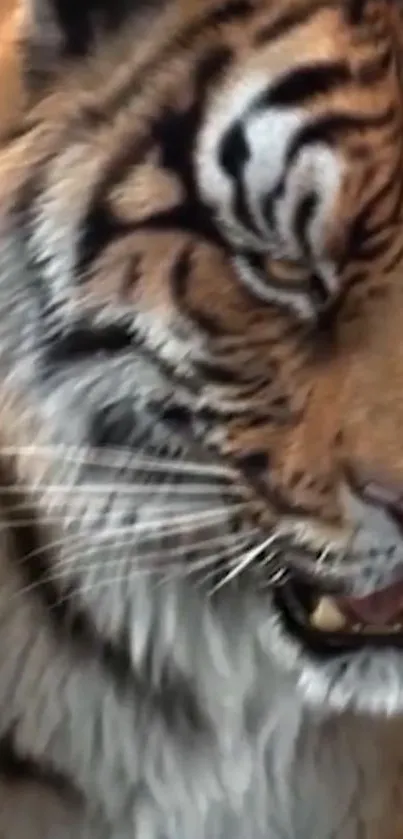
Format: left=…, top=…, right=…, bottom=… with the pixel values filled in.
left=1, top=0, right=403, bottom=836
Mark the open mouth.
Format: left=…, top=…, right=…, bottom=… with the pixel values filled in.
left=276, top=576, right=403, bottom=653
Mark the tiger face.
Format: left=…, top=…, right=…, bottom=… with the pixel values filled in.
left=3, top=0, right=403, bottom=716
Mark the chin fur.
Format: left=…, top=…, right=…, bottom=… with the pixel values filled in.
left=268, top=600, right=403, bottom=717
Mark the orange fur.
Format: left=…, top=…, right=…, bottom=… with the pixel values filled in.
left=0, top=0, right=23, bottom=134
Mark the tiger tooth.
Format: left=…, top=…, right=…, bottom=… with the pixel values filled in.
left=310, top=596, right=346, bottom=631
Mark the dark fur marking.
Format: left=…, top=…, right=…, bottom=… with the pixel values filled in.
left=99, top=0, right=254, bottom=118
left=308, top=272, right=330, bottom=307
left=255, top=1, right=327, bottom=45
left=77, top=203, right=135, bottom=282
left=219, top=121, right=260, bottom=236
left=0, top=728, right=81, bottom=803
left=345, top=0, right=368, bottom=25
left=196, top=360, right=239, bottom=385
left=46, top=322, right=133, bottom=363
left=160, top=403, right=192, bottom=428
left=235, top=451, right=270, bottom=477
left=285, top=109, right=395, bottom=169
left=261, top=182, right=284, bottom=233
left=382, top=243, right=403, bottom=274
left=28, top=0, right=158, bottom=61
left=51, top=0, right=131, bottom=56
left=170, top=246, right=223, bottom=338
left=77, top=47, right=231, bottom=281
left=219, top=122, right=250, bottom=179
left=292, top=191, right=318, bottom=258
left=256, top=62, right=351, bottom=109
left=89, top=398, right=138, bottom=448
left=0, top=460, right=208, bottom=736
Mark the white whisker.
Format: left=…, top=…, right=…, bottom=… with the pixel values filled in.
left=0, top=499, right=241, bottom=529
left=56, top=541, right=257, bottom=608
left=24, top=529, right=255, bottom=577
left=14, top=529, right=258, bottom=604
left=0, top=482, right=238, bottom=500
left=209, top=533, right=279, bottom=595
left=15, top=504, right=247, bottom=567
left=155, top=533, right=258, bottom=587
left=13, top=562, right=163, bottom=604
left=0, top=446, right=236, bottom=479
left=0, top=498, right=242, bottom=525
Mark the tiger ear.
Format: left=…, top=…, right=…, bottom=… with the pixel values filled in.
left=24, top=0, right=130, bottom=71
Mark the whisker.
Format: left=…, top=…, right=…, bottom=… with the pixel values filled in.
left=195, top=541, right=260, bottom=591
left=0, top=446, right=236, bottom=479
left=56, top=539, right=257, bottom=608
left=209, top=533, right=280, bottom=595
left=24, top=529, right=256, bottom=577
left=0, top=499, right=242, bottom=525
left=0, top=504, right=240, bottom=525
left=14, top=529, right=258, bottom=604
left=0, top=482, right=240, bottom=500
left=52, top=571, right=161, bottom=609
left=15, top=504, right=248, bottom=567
left=156, top=533, right=258, bottom=587
left=13, top=561, right=165, bottom=604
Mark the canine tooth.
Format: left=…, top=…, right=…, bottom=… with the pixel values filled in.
left=310, top=597, right=346, bottom=631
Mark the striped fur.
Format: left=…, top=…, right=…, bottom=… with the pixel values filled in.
left=2, top=0, right=403, bottom=836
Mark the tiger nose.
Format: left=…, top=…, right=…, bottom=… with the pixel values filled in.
left=347, top=462, right=403, bottom=520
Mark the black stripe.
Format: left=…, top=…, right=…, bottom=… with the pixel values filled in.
left=242, top=251, right=310, bottom=294
left=345, top=0, right=368, bottom=24
left=382, top=243, right=403, bottom=274
left=170, top=246, right=223, bottom=337
left=219, top=122, right=260, bottom=236
left=0, top=456, right=133, bottom=687
left=53, top=0, right=133, bottom=56
left=254, top=1, right=329, bottom=45
left=76, top=135, right=150, bottom=280
left=285, top=108, right=395, bottom=168
left=357, top=48, right=392, bottom=85
left=44, top=319, right=134, bottom=367
left=76, top=202, right=135, bottom=282
left=130, top=205, right=226, bottom=246
left=292, top=190, right=318, bottom=257
left=348, top=177, right=398, bottom=257
left=121, top=254, right=142, bottom=296
left=256, top=62, right=351, bottom=110
left=235, top=450, right=269, bottom=478
left=101, top=0, right=253, bottom=118
left=196, top=360, right=239, bottom=385
left=357, top=232, right=395, bottom=260
left=171, top=245, right=193, bottom=302
left=219, top=121, right=250, bottom=179
left=0, top=728, right=81, bottom=803
left=2, top=458, right=208, bottom=733
left=309, top=272, right=330, bottom=307
left=77, top=47, right=231, bottom=280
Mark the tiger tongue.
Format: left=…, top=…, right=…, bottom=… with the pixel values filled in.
left=342, top=580, right=403, bottom=626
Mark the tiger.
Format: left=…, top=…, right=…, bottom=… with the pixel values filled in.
left=2, top=0, right=403, bottom=836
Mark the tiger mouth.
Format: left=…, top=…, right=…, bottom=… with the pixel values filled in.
left=276, top=577, right=403, bottom=652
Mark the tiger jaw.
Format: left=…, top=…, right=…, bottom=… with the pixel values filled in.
left=277, top=583, right=403, bottom=649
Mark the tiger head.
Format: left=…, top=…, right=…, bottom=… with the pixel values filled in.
left=3, top=0, right=403, bottom=716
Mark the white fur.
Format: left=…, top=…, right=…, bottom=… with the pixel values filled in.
left=196, top=75, right=343, bottom=318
